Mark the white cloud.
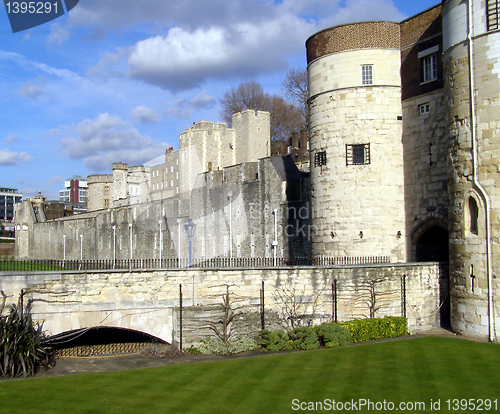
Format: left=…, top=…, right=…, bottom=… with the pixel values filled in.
left=0, top=51, right=82, bottom=83
left=125, top=16, right=312, bottom=91
left=47, top=23, right=70, bottom=46
left=4, top=133, right=20, bottom=143
left=129, top=105, right=158, bottom=124
left=58, top=113, right=170, bottom=171
left=326, top=0, right=405, bottom=27
left=46, top=176, right=65, bottom=186
left=18, top=81, right=46, bottom=99
left=66, top=0, right=274, bottom=31
left=190, top=92, right=217, bottom=109
left=163, top=92, right=217, bottom=119
left=0, top=149, right=34, bottom=166
left=87, top=0, right=405, bottom=92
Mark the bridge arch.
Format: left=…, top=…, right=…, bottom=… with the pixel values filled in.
left=35, top=305, right=176, bottom=347
left=44, top=326, right=168, bottom=355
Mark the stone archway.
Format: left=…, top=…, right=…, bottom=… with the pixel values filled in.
left=412, top=218, right=449, bottom=262
left=412, top=218, right=450, bottom=328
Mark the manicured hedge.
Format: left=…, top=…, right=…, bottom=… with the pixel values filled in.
left=315, top=322, right=351, bottom=348
left=257, top=329, right=292, bottom=352
left=339, top=317, right=407, bottom=343
left=257, top=317, right=407, bottom=352
left=288, top=327, right=319, bottom=350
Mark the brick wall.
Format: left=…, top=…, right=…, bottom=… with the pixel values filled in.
left=306, top=21, right=400, bottom=64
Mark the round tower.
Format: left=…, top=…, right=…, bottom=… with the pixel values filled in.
left=306, top=21, right=406, bottom=262
left=442, top=0, right=500, bottom=340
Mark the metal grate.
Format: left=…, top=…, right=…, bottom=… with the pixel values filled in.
left=314, top=151, right=327, bottom=167
left=487, top=0, right=499, bottom=31
left=346, top=144, right=370, bottom=165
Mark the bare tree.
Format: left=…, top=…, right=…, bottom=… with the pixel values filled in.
left=281, top=67, right=308, bottom=126
left=219, top=79, right=306, bottom=142
left=267, top=95, right=304, bottom=143
left=272, top=283, right=326, bottom=329
left=204, top=284, right=245, bottom=343
left=356, top=277, right=396, bottom=318
left=219, top=81, right=268, bottom=124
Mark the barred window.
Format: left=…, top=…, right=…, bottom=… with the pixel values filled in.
left=361, top=65, right=373, bottom=85
left=346, top=144, right=370, bottom=165
left=487, top=0, right=499, bottom=31
left=315, top=151, right=327, bottom=167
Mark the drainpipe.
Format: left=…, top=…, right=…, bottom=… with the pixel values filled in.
left=467, top=0, right=495, bottom=341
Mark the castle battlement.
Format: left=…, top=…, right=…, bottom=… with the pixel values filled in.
left=87, top=174, right=113, bottom=184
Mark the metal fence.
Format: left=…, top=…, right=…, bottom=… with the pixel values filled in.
left=0, top=256, right=391, bottom=272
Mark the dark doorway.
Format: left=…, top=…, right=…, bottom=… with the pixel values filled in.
left=415, top=225, right=449, bottom=262
left=414, top=224, right=450, bottom=328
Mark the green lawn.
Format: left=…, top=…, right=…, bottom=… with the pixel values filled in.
left=1, top=336, right=499, bottom=413
left=0, top=260, right=64, bottom=272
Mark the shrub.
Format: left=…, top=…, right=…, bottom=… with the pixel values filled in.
left=315, top=323, right=351, bottom=348
left=193, top=336, right=258, bottom=355
left=140, top=344, right=185, bottom=358
left=0, top=293, right=54, bottom=378
left=257, top=329, right=292, bottom=352
left=288, top=327, right=319, bottom=350
left=340, top=317, right=408, bottom=343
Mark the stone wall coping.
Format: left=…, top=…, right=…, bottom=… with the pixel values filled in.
left=0, top=261, right=447, bottom=278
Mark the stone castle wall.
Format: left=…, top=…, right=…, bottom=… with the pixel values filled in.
left=0, top=263, right=447, bottom=346
left=308, top=28, right=406, bottom=261
left=402, top=91, right=449, bottom=260
left=15, top=157, right=308, bottom=263
left=443, top=0, right=500, bottom=340
left=179, top=110, right=271, bottom=196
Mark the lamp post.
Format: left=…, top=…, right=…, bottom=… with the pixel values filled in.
left=184, top=218, right=196, bottom=267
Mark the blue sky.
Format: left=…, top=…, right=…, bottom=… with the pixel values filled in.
left=0, top=0, right=440, bottom=199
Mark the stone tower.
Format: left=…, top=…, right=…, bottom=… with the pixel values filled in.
left=443, top=0, right=500, bottom=340
left=306, top=22, right=406, bottom=262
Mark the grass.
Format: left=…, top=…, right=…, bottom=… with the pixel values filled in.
left=0, top=260, right=65, bottom=272
left=0, top=336, right=499, bottom=413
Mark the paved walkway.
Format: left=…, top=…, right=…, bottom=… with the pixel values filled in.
left=34, top=351, right=264, bottom=379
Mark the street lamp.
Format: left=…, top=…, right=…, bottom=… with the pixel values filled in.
left=184, top=219, right=196, bottom=267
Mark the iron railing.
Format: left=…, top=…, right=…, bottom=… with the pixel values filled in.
left=0, top=256, right=391, bottom=272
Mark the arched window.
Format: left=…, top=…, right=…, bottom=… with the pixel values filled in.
left=469, top=196, right=479, bottom=235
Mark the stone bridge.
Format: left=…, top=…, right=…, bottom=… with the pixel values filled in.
left=0, top=263, right=447, bottom=346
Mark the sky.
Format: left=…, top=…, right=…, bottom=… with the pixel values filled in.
left=0, top=0, right=440, bottom=199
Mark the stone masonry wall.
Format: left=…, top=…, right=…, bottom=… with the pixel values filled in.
left=0, top=263, right=447, bottom=346
left=308, top=85, right=406, bottom=261
left=443, top=0, right=500, bottom=340
left=402, top=90, right=449, bottom=260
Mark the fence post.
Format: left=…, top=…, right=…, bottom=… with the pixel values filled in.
left=260, top=281, right=265, bottom=331
left=332, top=280, right=338, bottom=323
left=179, top=283, right=183, bottom=350
left=401, top=275, right=406, bottom=318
